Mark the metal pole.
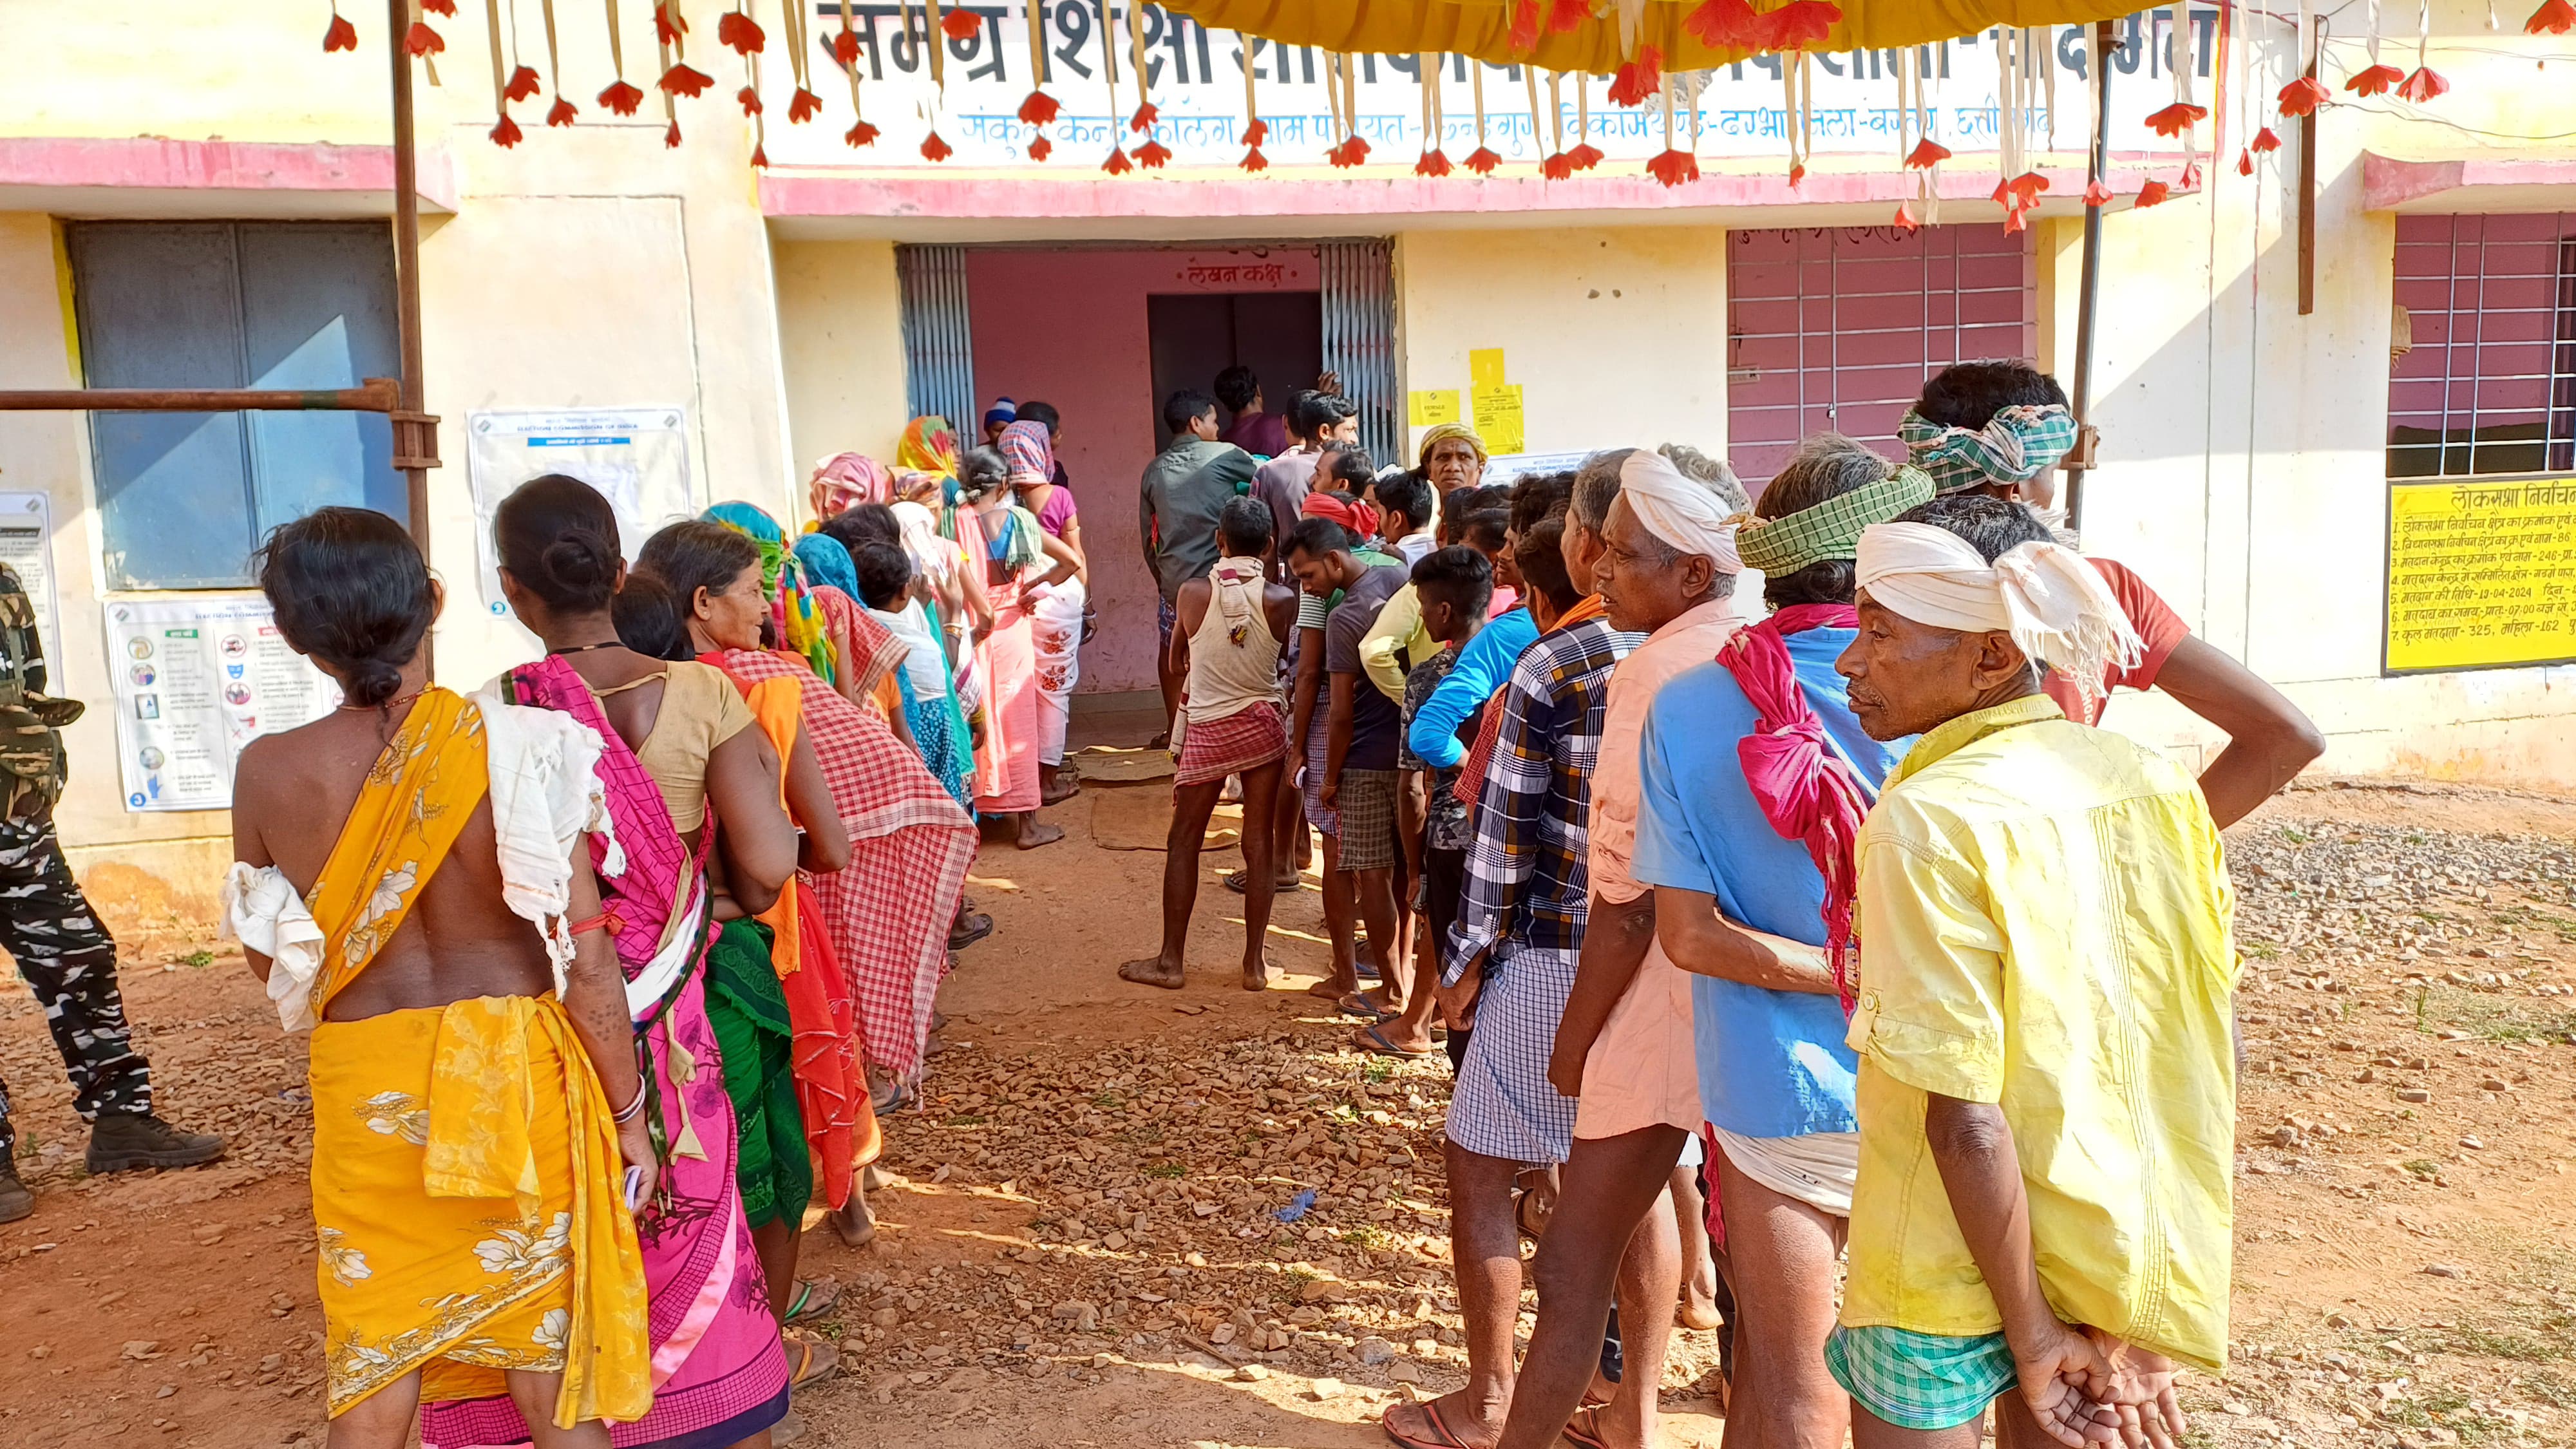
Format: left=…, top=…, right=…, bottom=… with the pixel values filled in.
left=2066, top=16, right=2116, bottom=532
left=0, top=381, right=402, bottom=413
left=388, top=0, right=439, bottom=674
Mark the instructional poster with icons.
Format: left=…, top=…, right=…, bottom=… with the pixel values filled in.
left=103, top=596, right=340, bottom=813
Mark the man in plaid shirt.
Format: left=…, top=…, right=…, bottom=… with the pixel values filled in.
left=1383, top=477, right=1643, bottom=1449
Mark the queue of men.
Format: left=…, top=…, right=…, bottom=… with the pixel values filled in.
left=1129, top=360, right=2325, bottom=1448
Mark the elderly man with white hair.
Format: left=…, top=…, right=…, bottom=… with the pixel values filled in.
left=1478, top=446, right=1753, bottom=1449
left=1828, top=491, right=2232, bottom=1449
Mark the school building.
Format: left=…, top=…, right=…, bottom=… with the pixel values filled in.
left=1, top=0, right=2573, bottom=922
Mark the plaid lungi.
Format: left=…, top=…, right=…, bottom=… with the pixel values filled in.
left=1174, top=700, right=1288, bottom=788
left=1332, top=768, right=1400, bottom=872
left=1824, top=1325, right=2017, bottom=1431
left=1445, top=940, right=1580, bottom=1165
left=1300, top=707, right=1340, bottom=835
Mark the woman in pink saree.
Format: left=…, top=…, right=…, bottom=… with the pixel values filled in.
left=421, top=476, right=811, bottom=1448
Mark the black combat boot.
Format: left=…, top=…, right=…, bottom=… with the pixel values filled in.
left=85, top=1112, right=226, bottom=1173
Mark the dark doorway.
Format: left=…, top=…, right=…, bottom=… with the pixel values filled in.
left=1145, top=291, right=1324, bottom=452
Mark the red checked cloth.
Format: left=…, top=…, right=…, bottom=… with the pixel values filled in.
left=1174, top=699, right=1289, bottom=788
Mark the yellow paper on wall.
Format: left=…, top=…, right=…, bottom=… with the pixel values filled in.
left=1468, top=349, right=1508, bottom=388
left=1471, top=384, right=1524, bottom=455
left=2385, top=477, right=2576, bottom=673
left=1408, top=390, right=1461, bottom=427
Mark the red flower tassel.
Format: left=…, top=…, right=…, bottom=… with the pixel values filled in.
left=717, top=8, right=764, bottom=52
left=1684, top=0, right=1761, bottom=48
left=2277, top=76, right=2331, bottom=117
left=505, top=64, right=543, bottom=102
left=1103, top=146, right=1134, bottom=175
left=2346, top=64, right=2406, bottom=95
left=2236, top=147, right=2255, bottom=176
left=1548, top=0, right=1587, bottom=31
left=2004, top=207, right=2029, bottom=234
left=598, top=80, right=645, bottom=114
left=1904, top=137, right=1952, bottom=169
left=1330, top=136, right=1372, bottom=168
left=2530, top=0, right=2576, bottom=32
left=1028, top=136, right=1052, bottom=160
left=940, top=6, right=982, bottom=39
left=547, top=97, right=579, bottom=126
left=655, top=4, right=689, bottom=45
left=2135, top=178, right=2172, bottom=207
left=831, top=29, right=860, bottom=62
left=1137, top=139, right=1173, bottom=168
left=788, top=88, right=821, bottom=122
left=404, top=21, right=444, bottom=55
left=1761, top=0, right=1842, bottom=50
left=1463, top=146, right=1502, bottom=175
left=1240, top=144, right=1268, bottom=173
left=1244, top=119, right=1269, bottom=146
left=1788, top=160, right=1806, bottom=187
left=2180, top=158, right=2202, bottom=189
left=2251, top=126, right=2282, bottom=152
left=922, top=130, right=953, bottom=161
left=751, top=144, right=769, bottom=167
left=1130, top=102, right=1159, bottom=133
left=2143, top=102, right=2208, bottom=137
left=665, top=119, right=683, bottom=147
left=737, top=85, right=763, bottom=116
left=660, top=64, right=714, bottom=97
left=1567, top=141, right=1604, bottom=171
left=1895, top=200, right=1920, bottom=231
left=2006, top=171, right=2047, bottom=205
left=1647, top=149, right=1701, bottom=187
left=1542, top=151, right=1573, bottom=180
left=2083, top=180, right=2113, bottom=207
left=1018, top=90, right=1061, bottom=125
left=423, top=0, right=454, bottom=13
left=846, top=119, right=880, bottom=147
left=323, top=12, right=358, bottom=52
left=2396, top=66, right=2450, bottom=101
left=1510, top=0, right=1541, bottom=51
left=1608, top=47, right=1663, bottom=106
left=490, top=115, right=524, bottom=147
left=1416, top=148, right=1454, bottom=177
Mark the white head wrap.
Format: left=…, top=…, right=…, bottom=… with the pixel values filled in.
left=1853, top=522, right=2141, bottom=712
left=1616, top=449, right=1741, bottom=573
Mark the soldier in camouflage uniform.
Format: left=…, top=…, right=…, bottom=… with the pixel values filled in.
left=0, top=562, right=222, bottom=1222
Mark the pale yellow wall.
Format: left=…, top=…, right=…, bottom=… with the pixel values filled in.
left=772, top=240, right=912, bottom=492
left=1393, top=227, right=1730, bottom=463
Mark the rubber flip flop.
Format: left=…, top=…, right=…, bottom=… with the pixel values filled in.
left=1336, top=993, right=1392, bottom=1023
left=784, top=1333, right=840, bottom=1390
left=1380, top=1398, right=1479, bottom=1449
left=1560, top=1405, right=1611, bottom=1449
left=782, top=1278, right=841, bottom=1325
left=1354, top=1023, right=1437, bottom=1059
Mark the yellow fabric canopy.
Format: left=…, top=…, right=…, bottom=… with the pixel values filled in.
left=1161, top=0, right=2141, bottom=73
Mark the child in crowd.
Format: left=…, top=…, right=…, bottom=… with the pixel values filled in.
left=1369, top=470, right=1439, bottom=567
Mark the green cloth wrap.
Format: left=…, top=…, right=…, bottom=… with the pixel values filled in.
left=1897, top=403, right=2078, bottom=495
left=1824, top=1325, right=2018, bottom=1431
left=703, top=918, right=810, bottom=1230
left=1735, top=466, right=1937, bottom=574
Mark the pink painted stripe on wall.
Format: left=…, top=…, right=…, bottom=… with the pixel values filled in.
left=0, top=137, right=456, bottom=211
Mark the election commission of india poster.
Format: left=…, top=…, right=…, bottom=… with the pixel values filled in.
left=465, top=408, right=696, bottom=622
left=2385, top=475, right=2576, bottom=674
left=104, top=596, right=340, bottom=813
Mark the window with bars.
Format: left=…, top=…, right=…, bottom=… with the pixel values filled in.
left=2389, top=213, right=2576, bottom=479
left=1724, top=224, right=2035, bottom=488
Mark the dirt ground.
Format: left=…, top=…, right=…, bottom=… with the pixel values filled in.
left=5, top=756, right=2575, bottom=1448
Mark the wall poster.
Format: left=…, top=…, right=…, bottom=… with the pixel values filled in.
left=104, top=595, right=339, bottom=813
left=466, top=408, right=696, bottom=621
left=2385, top=475, right=2576, bottom=674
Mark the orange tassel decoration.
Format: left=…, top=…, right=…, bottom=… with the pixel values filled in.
left=506, top=65, right=543, bottom=101
left=717, top=7, right=762, bottom=52
left=845, top=118, right=880, bottom=146
left=2083, top=180, right=2113, bottom=206
left=404, top=21, right=445, bottom=55
left=2005, top=171, right=2047, bottom=205
left=789, top=87, right=820, bottom=121
left=490, top=115, right=524, bottom=146
left=1416, top=147, right=1454, bottom=176
left=2277, top=76, right=2330, bottom=116
left=1904, top=137, right=1951, bottom=168
left=656, top=2, right=688, bottom=44
left=1568, top=141, right=1604, bottom=171
left=1647, top=149, right=1700, bottom=187
left=1137, top=138, right=1172, bottom=167
left=1685, top=0, right=1843, bottom=50
left=1608, top=48, right=1663, bottom=106
left=1029, top=135, right=1052, bottom=160
left=660, top=62, right=713, bottom=96
left=1510, top=0, right=1541, bottom=51
left=1018, top=91, right=1061, bottom=124
left=2135, top=178, right=2172, bottom=207
left=831, top=28, right=858, bottom=62
left=2179, top=158, right=2201, bottom=188
left=1463, top=145, right=1502, bottom=175
left=2347, top=64, right=2406, bottom=93
left=2530, top=0, right=2576, bottom=31
left=2142, top=102, right=2208, bottom=137
left=1895, top=201, right=1919, bottom=231
left=423, top=0, right=454, bottom=12
left=1683, top=0, right=1759, bottom=47
left=1548, top=0, right=1587, bottom=30
left=1130, top=102, right=1159, bottom=133
left=2251, top=126, right=2282, bottom=152
left=323, top=10, right=358, bottom=52
left=1787, top=161, right=1805, bottom=186
left=736, top=84, right=762, bottom=115
left=751, top=142, right=769, bottom=166
left=2004, top=207, right=2029, bottom=234
left=1542, top=151, right=1574, bottom=180
left=1244, top=118, right=1269, bottom=146
left=599, top=79, right=645, bottom=113
left=2396, top=66, right=2449, bottom=100
left=2236, top=147, right=2254, bottom=175
left=1102, top=146, right=1134, bottom=174
left=665, top=118, right=683, bottom=146
left=940, top=5, right=981, bottom=38
left=548, top=96, right=580, bottom=125
left=1240, top=144, right=1269, bottom=173
left=922, top=131, right=954, bottom=161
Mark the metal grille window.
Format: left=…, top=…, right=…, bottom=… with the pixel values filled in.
left=1725, top=225, right=2035, bottom=488
left=2388, top=213, right=2576, bottom=478
left=897, top=243, right=978, bottom=433
left=1320, top=239, right=1399, bottom=467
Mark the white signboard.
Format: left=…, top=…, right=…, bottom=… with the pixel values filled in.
left=766, top=4, right=2213, bottom=170
left=0, top=492, right=62, bottom=672
left=1481, top=450, right=1598, bottom=484
left=104, top=596, right=339, bottom=813
left=466, top=408, right=696, bottom=620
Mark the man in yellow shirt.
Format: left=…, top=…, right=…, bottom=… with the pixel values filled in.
left=1831, top=494, right=2236, bottom=1448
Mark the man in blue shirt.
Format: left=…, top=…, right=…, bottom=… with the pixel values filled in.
left=1629, top=437, right=1930, bottom=1448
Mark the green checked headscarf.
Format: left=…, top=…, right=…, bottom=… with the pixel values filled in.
left=1897, top=403, right=2078, bottom=495
left=1736, top=464, right=1937, bottom=574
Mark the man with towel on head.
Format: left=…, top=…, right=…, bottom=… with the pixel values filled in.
left=1827, top=491, right=2234, bottom=1446
left=1486, top=448, right=1751, bottom=1449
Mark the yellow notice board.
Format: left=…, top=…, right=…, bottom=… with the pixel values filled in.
left=1471, top=384, right=1526, bottom=455
left=2385, top=475, right=2576, bottom=674
left=1408, top=390, right=1461, bottom=427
